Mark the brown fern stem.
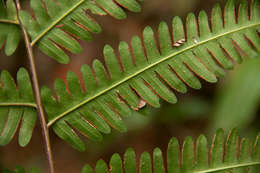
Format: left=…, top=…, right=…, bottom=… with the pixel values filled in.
left=15, top=1, right=55, bottom=173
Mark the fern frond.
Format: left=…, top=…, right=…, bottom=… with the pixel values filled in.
left=18, top=0, right=143, bottom=64
left=82, top=129, right=260, bottom=173
left=41, top=0, right=260, bottom=151
left=0, top=68, right=37, bottom=147
left=0, top=0, right=21, bottom=56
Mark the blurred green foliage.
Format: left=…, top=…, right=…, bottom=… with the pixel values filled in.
left=210, top=54, right=260, bottom=133
left=2, top=166, right=40, bottom=173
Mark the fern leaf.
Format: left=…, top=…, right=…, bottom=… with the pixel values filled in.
left=42, top=0, right=260, bottom=151
left=0, top=68, right=37, bottom=147
left=18, top=0, right=142, bottom=64
left=0, top=0, right=21, bottom=56
left=82, top=129, right=260, bottom=173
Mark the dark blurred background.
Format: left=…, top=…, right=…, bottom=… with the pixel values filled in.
left=1, top=0, right=260, bottom=172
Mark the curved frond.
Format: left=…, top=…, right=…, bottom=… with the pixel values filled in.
left=42, top=0, right=260, bottom=151
left=19, top=0, right=143, bottom=64
left=0, top=68, right=37, bottom=147
left=82, top=129, right=260, bottom=173
left=0, top=0, right=21, bottom=56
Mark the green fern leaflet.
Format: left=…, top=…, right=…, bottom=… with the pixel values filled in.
left=41, top=0, right=260, bottom=151
left=2, top=130, right=260, bottom=173
left=82, top=129, right=260, bottom=173
left=0, top=68, right=37, bottom=147
left=19, top=0, right=143, bottom=64
left=0, top=0, right=21, bottom=56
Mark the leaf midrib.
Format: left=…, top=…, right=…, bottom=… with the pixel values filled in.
left=47, top=21, right=260, bottom=127
left=196, top=161, right=260, bottom=173
left=30, top=0, right=86, bottom=46
left=0, top=19, right=19, bottom=24
left=0, top=102, right=37, bottom=108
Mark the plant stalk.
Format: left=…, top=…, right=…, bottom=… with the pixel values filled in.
left=15, top=1, right=55, bottom=172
